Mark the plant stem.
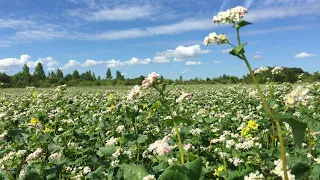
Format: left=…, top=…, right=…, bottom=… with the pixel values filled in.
left=135, top=118, right=140, bottom=163
left=174, top=125, right=185, bottom=165
left=235, top=28, right=288, bottom=180
left=308, top=128, right=312, bottom=154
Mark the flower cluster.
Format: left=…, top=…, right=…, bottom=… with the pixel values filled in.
left=271, top=66, right=283, bottom=75
left=143, top=174, right=156, bottom=180
left=254, top=66, right=269, bottom=74
left=271, top=159, right=295, bottom=180
left=203, top=32, right=228, bottom=45
left=176, top=92, right=191, bottom=103
left=213, top=6, right=248, bottom=24
left=127, top=85, right=141, bottom=102
left=241, top=120, right=259, bottom=137
left=285, top=86, right=310, bottom=106
left=142, top=72, right=159, bottom=88
left=148, top=135, right=175, bottom=156
left=244, top=171, right=264, bottom=180
left=25, top=148, right=43, bottom=162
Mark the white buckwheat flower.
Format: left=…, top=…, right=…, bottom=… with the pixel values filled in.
left=184, top=143, right=192, bottom=151
left=127, top=85, right=141, bottom=102
left=272, top=159, right=295, bottom=180
left=0, top=131, right=7, bottom=140
left=203, top=32, right=228, bottom=46
left=105, top=137, right=119, bottom=147
left=25, top=148, right=43, bottom=162
left=285, top=86, right=310, bottom=107
left=142, top=72, right=159, bottom=88
left=176, top=92, right=191, bottom=103
left=189, top=128, right=202, bottom=136
left=244, top=171, right=264, bottom=180
left=271, top=66, right=283, bottom=75
left=254, top=66, right=269, bottom=74
left=143, top=174, right=156, bottom=180
left=116, top=125, right=125, bottom=134
left=148, top=135, right=174, bottom=156
left=213, top=6, right=248, bottom=24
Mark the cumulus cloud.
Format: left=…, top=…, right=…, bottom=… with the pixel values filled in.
left=81, top=59, right=105, bottom=67
left=173, top=58, right=184, bottom=62
left=185, top=61, right=201, bottom=65
left=27, top=57, right=59, bottom=68
left=295, top=52, right=317, bottom=58
left=152, top=56, right=170, bottom=63
left=124, top=57, right=151, bottom=65
left=107, top=59, right=125, bottom=68
left=61, top=60, right=81, bottom=70
left=0, top=54, right=31, bottom=69
left=157, top=44, right=208, bottom=59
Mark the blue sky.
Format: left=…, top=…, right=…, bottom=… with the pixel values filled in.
left=0, top=0, right=319, bottom=79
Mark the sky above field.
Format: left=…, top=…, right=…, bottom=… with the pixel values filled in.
left=0, top=0, right=319, bottom=79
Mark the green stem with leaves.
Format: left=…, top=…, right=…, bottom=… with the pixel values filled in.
left=174, top=124, right=185, bottom=165
left=135, top=118, right=140, bottom=163
left=235, top=27, right=288, bottom=180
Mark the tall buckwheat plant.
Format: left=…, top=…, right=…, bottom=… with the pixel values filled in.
left=203, top=6, right=309, bottom=180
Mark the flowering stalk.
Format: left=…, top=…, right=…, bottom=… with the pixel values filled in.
left=235, top=28, right=289, bottom=180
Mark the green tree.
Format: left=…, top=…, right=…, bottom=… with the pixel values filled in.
left=116, top=70, right=125, bottom=81
left=72, top=70, right=80, bottom=80
left=106, top=68, right=112, bottom=80
left=34, top=62, right=46, bottom=81
left=22, top=63, right=31, bottom=84
left=56, top=68, right=64, bottom=80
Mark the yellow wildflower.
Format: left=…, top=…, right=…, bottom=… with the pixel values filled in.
left=33, top=91, right=38, bottom=98
left=217, top=165, right=225, bottom=172
left=213, top=169, right=219, bottom=177
left=43, top=127, right=50, bottom=133
left=110, top=105, right=115, bottom=110
left=247, top=120, right=258, bottom=129
left=5, top=102, right=8, bottom=106
left=30, top=118, right=39, bottom=124
left=241, top=126, right=249, bottom=136
left=109, top=94, right=114, bottom=100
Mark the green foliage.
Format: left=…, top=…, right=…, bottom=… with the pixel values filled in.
left=158, top=158, right=202, bottom=180
left=119, top=164, right=148, bottom=180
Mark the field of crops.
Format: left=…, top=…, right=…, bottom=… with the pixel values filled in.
left=0, top=81, right=320, bottom=180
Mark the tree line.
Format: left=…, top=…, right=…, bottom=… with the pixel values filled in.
left=0, top=62, right=320, bottom=88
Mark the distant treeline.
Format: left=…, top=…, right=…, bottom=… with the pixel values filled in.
left=0, top=62, right=320, bottom=88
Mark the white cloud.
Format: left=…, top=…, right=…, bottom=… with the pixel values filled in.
left=173, top=58, right=184, bottom=62
left=0, top=54, right=31, bottom=69
left=147, top=19, right=214, bottom=35
left=214, top=61, right=221, bottom=64
left=107, top=59, right=125, bottom=68
left=85, top=19, right=215, bottom=41
left=27, top=57, right=59, bottom=68
left=0, top=67, right=11, bottom=73
left=153, top=56, right=170, bottom=63
left=295, top=52, right=317, bottom=58
left=47, top=67, right=56, bottom=71
left=12, top=29, right=68, bottom=41
left=140, top=58, right=152, bottom=64
left=81, top=59, right=105, bottom=67
left=221, top=48, right=233, bottom=53
left=185, top=61, right=202, bottom=65
left=157, top=44, right=208, bottom=59
left=124, top=57, right=151, bottom=65
left=61, top=60, right=81, bottom=70
left=67, top=5, right=157, bottom=21
left=243, top=25, right=307, bottom=36
left=0, top=18, right=35, bottom=29
left=245, top=2, right=320, bottom=22
left=253, top=55, right=262, bottom=59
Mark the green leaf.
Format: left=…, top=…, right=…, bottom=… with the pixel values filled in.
left=229, top=43, right=247, bottom=59
left=46, top=173, right=57, bottom=179
left=164, top=116, right=193, bottom=127
left=48, top=143, right=60, bottom=152
left=234, top=20, right=252, bottom=29
left=158, top=158, right=202, bottom=180
left=137, top=135, right=148, bottom=144
left=96, top=146, right=115, bottom=157
left=88, top=166, right=105, bottom=180
left=120, top=164, right=148, bottom=180
left=7, top=129, right=26, bottom=137
left=276, top=114, right=307, bottom=148
left=310, top=165, right=320, bottom=180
